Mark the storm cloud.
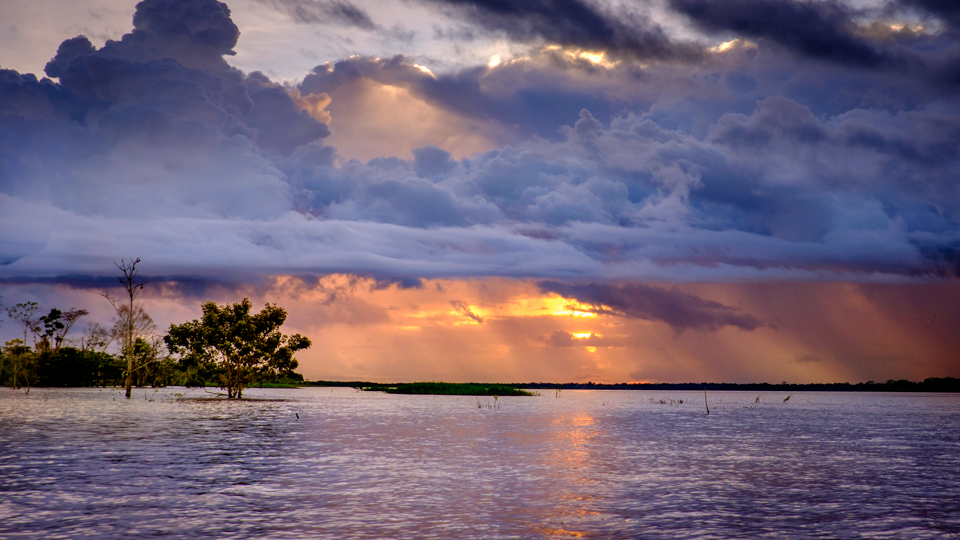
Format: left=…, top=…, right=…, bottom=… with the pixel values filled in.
left=2, top=0, right=960, bottom=287
left=670, top=0, right=898, bottom=68
left=421, top=0, right=701, bottom=61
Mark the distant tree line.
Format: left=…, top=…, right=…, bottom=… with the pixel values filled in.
left=301, top=379, right=960, bottom=393
left=0, top=259, right=308, bottom=398
left=513, top=379, right=960, bottom=392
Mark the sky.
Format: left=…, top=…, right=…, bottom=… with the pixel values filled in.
left=1, top=0, right=959, bottom=383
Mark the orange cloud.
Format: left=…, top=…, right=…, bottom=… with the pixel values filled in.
left=9, top=276, right=959, bottom=384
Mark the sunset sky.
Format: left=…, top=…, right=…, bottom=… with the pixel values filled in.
left=2, top=0, right=959, bottom=383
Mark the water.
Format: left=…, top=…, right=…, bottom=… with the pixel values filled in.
left=1, top=387, right=958, bottom=539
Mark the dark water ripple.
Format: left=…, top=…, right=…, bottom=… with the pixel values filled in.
left=1, top=388, right=958, bottom=539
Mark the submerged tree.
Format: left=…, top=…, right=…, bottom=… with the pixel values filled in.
left=165, top=298, right=311, bottom=398
left=101, top=258, right=146, bottom=399
left=4, top=302, right=40, bottom=390
left=110, top=304, right=167, bottom=386
left=3, top=339, right=36, bottom=391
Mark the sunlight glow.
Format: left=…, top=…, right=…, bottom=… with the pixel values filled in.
left=488, top=54, right=502, bottom=68
left=550, top=298, right=598, bottom=318
left=489, top=295, right=599, bottom=319
left=716, top=39, right=737, bottom=52
left=710, top=38, right=756, bottom=53
left=578, top=51, right=605, bottom=64
left=412, top=64, right=435, bottom=77
left=889, top=23, right=925, bottom=32
left=541, top=45, right=615, bottom=68
left=572, top=332, right=592, bottom=339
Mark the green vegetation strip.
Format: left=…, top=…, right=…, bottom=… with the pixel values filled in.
left=362, top=382, right=536, bottom=396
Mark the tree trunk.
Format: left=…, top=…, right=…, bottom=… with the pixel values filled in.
left=125, top=354, right=133, bottom=399
left=125, top=284, right=134, bottom=399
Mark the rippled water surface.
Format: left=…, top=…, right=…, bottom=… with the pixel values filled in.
left=2, top=387, right=959, bottom=539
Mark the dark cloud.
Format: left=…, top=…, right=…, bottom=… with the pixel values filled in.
left=423, top=0, right=701, bottom=61
left=245, top=72, right=331, bottom=154
left=670, top=0, right=899, bottom=69
left=371, top=276, right=425, bottom=290
left=131, top=0, right=240, bottom=53
left=256, top=0, right=377, bottom=30
left=538, top=281, right=764, bottom=331
left=44, top=36, right=97, bottom=79
left=450, top=299, right=484, bottom=323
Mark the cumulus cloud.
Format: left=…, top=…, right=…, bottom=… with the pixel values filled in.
left=2, top=0, right=960, bottom=287
left=1, top=0, right=330, bottom=223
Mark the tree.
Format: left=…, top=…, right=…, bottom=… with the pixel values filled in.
left=80, top=322, right=111, bottom=352
left=110, top=304, right=157, bottom=352
left=3, top=339, right=36, bottom=392
left=110, top=304, right=167, bottom=383
left=6, top=301, right=40, bottom=346
left=4, top=302, right=40, bottom=389
left=56, top=309, right=89, bottom=351
left=36, top=309, right=64, bottom=353
left=165, top=298, right=311, bottom=398
left=101, top=258, right=146, bottom=399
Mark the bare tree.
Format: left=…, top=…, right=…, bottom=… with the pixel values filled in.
left=6, top=301, right=40, bottom=346
left=80, top=322, right=112, bottom=352
left=109, top=304, right=166, bottom=385
left=101, top=258, right=146, bottom=399
left=55, top=309, right=89, bottom=351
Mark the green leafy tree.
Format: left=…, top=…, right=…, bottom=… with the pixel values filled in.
left=4, top=303, right=40, bottom=390
left=3, top=339, right=36, bottom=392
left=35, top=347, right=116, bottom=387
left=128, top=336, right=173, bottom=388
left=36, top=309, right=64, bottom=353
left=165, top=298, right=311, bottom=398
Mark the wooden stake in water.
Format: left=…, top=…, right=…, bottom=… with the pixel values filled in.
left=704, top=387, right=710, bottom=415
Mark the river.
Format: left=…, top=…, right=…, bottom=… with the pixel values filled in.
left=1, top=387, right=958, bottom=538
